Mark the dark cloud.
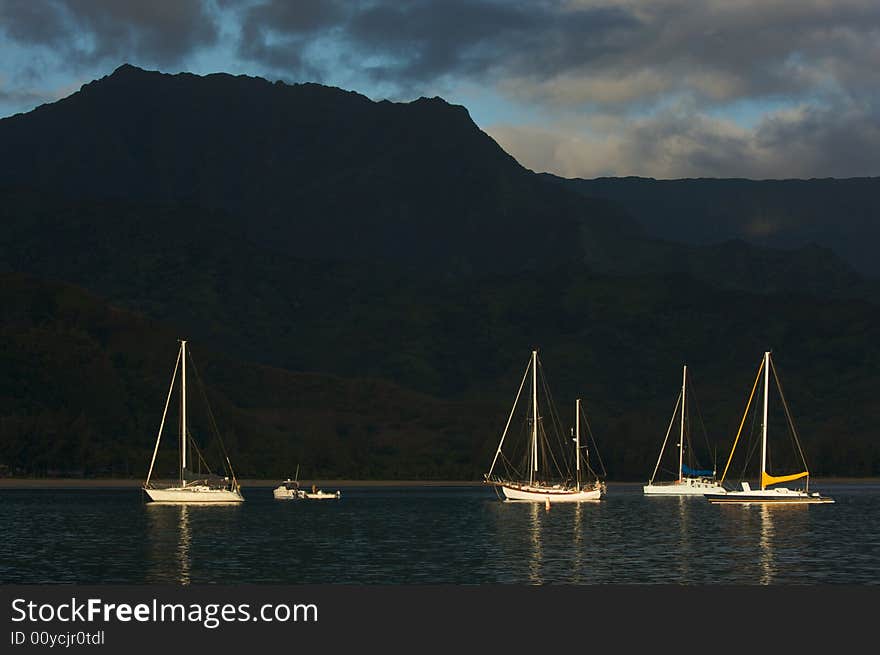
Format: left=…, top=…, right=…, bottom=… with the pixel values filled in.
left=0, top=0, right=219, bottom=67
left=2, top=0, right=878, bottom=178
left=489, top=98, right=880, bottom=179
left=234, top=0, right=880, bottom=109
left=0, top=0, right=70, bottom=45
left=236, top=0, right=346, bottom=78
left=236, top=0, right=639, bottom=91
left=230, top=0, right=880, bottom=178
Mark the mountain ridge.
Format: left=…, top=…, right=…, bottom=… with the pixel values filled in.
left=1, top=64, right=634, bottom=276
left=546, top=173, right=880, bottom=277
left=1, top=64, right=878, bottom=479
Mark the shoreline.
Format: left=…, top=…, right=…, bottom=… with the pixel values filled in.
left=0, top=477, right=876, bottom=489
left=0, top=478, right=486, bottom=489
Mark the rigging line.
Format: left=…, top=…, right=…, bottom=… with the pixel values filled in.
left=578, top=416, right=599, bottom=479
left=770, top=359, right=810, bottom=474
left=536, top=356, right=566, bottom=461
left=536, top=355, right=571, bottom=480
left=650, top=392, right=681, bottom=484
left=145, top=347, right=182, bottom=487
left=738, top=387, right=762, bottom=482
left=687, top=372, right=713, bottom=471
left=187, top=431, right=214, bottom=476
left=508, top=416, right=530, bottom=478
left=579, top=402, right=607, bottom=479
left=499, top=451, right=522, bottom=480
left=539, top=421, right=555, bottom=482
left=487, top=355, right=531, bottom=479
left=187, top=350, right=239, bottom=484
left=685, top=373, right=711, bottom=468
left=720, top=356, right=764, bottom=482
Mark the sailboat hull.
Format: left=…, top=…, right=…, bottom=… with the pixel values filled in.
left=706, top=487, right=834, bottom=504
left=644, top=478, right=726, bottom=496
left=499, top=483, right=603, bottom=502
left=144, top=486, right=244, bottom=503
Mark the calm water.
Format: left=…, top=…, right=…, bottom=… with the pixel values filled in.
left=1, top=483, right=877, bottom=584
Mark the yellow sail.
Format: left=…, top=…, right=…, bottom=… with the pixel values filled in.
left=762, top=470, right=808, bottom=487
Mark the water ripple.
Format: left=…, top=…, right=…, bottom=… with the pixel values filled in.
left=1, top=483, right=877, bottom=584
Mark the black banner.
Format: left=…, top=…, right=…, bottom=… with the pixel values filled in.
left=1, top=585, right=873, bottom=652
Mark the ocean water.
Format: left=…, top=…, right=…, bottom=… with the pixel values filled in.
left=1, top=482, right=877, bottom=585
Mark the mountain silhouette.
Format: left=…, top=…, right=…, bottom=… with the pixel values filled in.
left=1, top=65, right=878, bottom=479
left=0, top=64, right=637, bottom=276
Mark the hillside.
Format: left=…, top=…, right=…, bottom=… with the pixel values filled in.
left=2, top=264, right=878, bottom=480
left=0, top=64, right=636, bottom=277
left=549, top=174, right=880, bottom=278
left=0, top=273, right=497, bottom=480
left=0, top=64, right=869, bottom=300
left=1, top=65, right=878, bottom=480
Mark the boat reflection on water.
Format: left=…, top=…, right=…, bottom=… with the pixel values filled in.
left=717, top=502, right=810, bottom=585
left=145, top=502, right=241, bottom=584
left=677, top=496, right=692, bottom=581
left=759, top=504, right=774, bottom=585
left=528, top=502, right=544, bottom=584
left=572, top=502, right=583, bottom=583
left=755, top=503, right=812, bottom=585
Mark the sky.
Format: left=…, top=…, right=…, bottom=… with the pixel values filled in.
left=1, top=0, right=879, bottom=180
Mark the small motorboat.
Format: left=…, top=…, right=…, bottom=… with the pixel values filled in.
left=273, top=468, right=341, bottom=500
left=303, top=484, right=341, bottom=500
left=273, top=478, right=306, bottom=500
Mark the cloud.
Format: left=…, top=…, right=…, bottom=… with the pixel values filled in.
left=488, top=99, right=880, bottom=179
left=229, top=0, right=880, bottom=177
left=233, top=0, right=880, bottom=108
left=2, top=0, right=878, bottom=178
left=0, top=0, right=220, bottom=67
left=0, top=83, right=50, bottom=110
left=236, top=0, right=640, bottom=94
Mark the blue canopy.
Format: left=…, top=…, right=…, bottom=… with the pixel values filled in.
left=681, top=463, right=714, bottom=477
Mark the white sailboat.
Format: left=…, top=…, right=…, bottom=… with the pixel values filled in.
left=644, top=364, right=725, bottom=496
left=143, top=340, right=244, bottom=503
left=484, top=350, right=606, bottom=502
left=706, top=351, right=833, bottom=505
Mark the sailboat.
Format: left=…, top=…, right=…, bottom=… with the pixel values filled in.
left=143, top=340, right=244, bottom=503
left=484, top=350, right=606, bottom=502
left=644, top=364, right=725, bottom=495
left=706, top=351, right=833, bottom=505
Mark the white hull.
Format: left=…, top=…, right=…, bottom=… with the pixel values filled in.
left=304, top=491, right=341, bottom=499
left=273, top=486, right=341, bottom=500
left=707, top=486, right=834, bottom=504
left=498, top=482, right=604, bottom=502
left=643, top=477, right=726, bottom=496
left=273, top=487, right=302, bottom=500
left=144, top=486, right=244, bottom=503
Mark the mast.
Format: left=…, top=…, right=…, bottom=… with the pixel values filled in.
left=679, top=364, right=686, bottom=482
left=531, top=350, right=538, bottom=485
left=760, top=351, right=769, bottom=490
left=575, top=398, right=581, bottom=489
left=181, top=339, right=187, bottom=486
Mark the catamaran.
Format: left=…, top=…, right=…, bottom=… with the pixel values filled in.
left=706, top=351, right=833, bottom=505
left=484, top=350, right=606, bottom=502
left=143, top=340, right=244, bottom=503
left=644, top=364, right=725, bottom=496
